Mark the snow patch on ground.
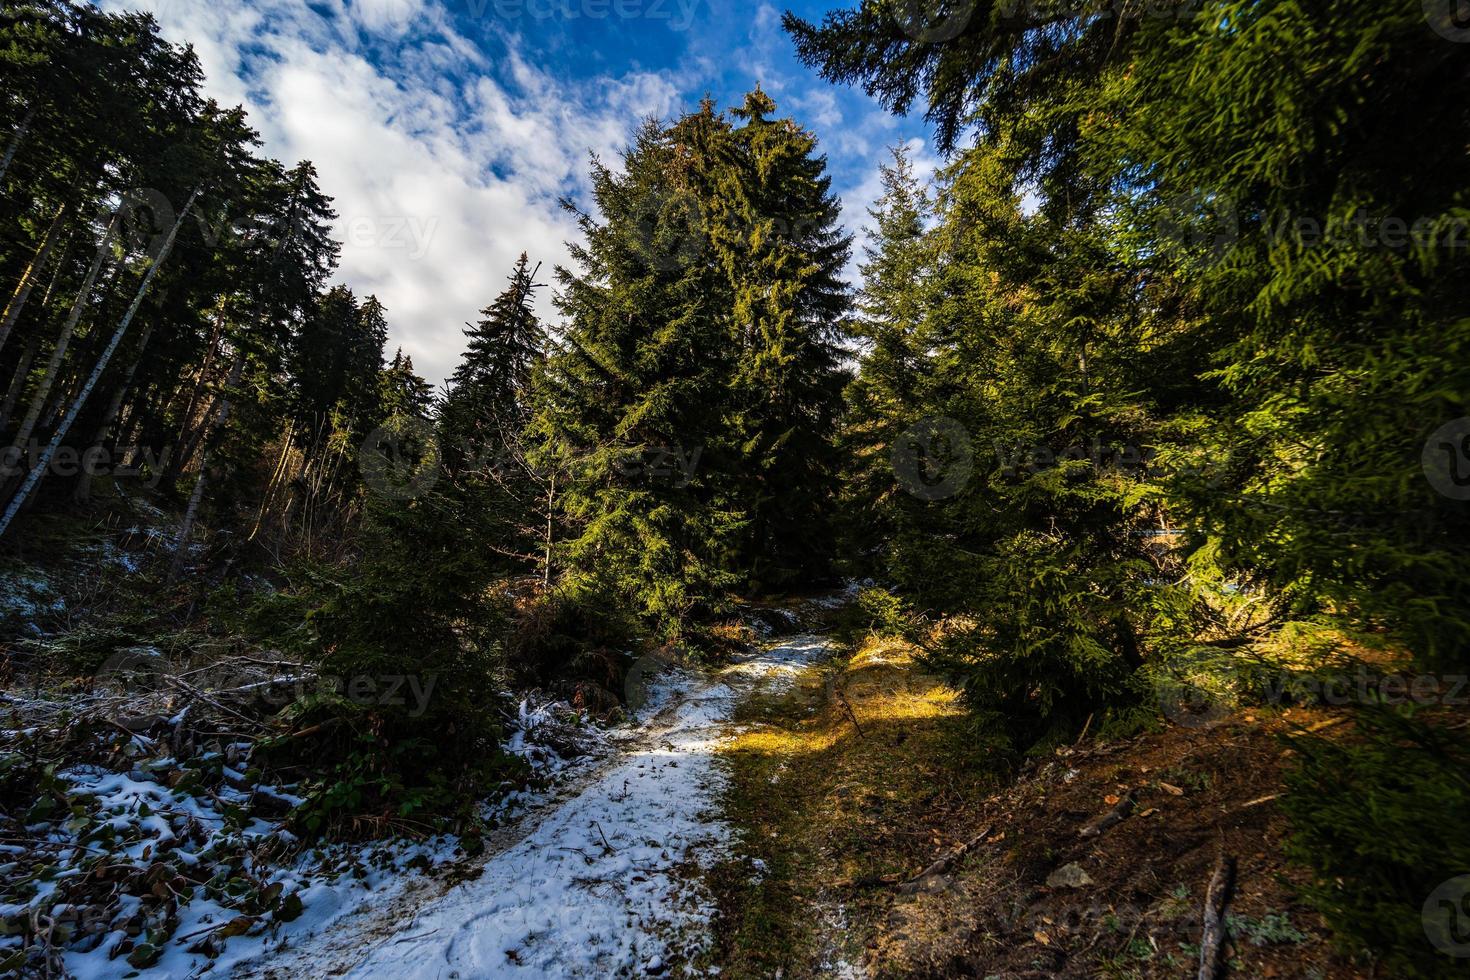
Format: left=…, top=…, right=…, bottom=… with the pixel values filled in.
left=10, top=696, right=603, bottom=979
left=0, top=565, right=64, bottom=626
left=240, top=635, right=832, bottom=979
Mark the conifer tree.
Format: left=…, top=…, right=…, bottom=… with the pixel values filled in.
left=441, top=252, right=544, bottom=475
left=710, top=88, right=851, bottom=589
left=840, top=145, right=935, bottom=568
left=533, top=116, right=740, bottom=633
left=380, top=349, right=433, bottom=420
left=438, top=253, right=547, bottom=575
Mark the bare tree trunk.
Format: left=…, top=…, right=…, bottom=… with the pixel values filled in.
left=169, top=451, right=212, bottom=580
left=0, top=199, right=69, bottom=354
left=37, top=225, right=75, bottom=310
left=248, top=429, right=295, bottom=542
left=0, top=184, right=199, bottom=539
left=0, top=330, right=43, bottom=432
left=1198, top=855, right=1236, bottom=980
left=543, top=471, right=556, bottom=586
left=159, top=310, right=226, bottom=491
left=0, top=106, right=34, bottom=186
left=168, top=352, right=242, bottom=579
left=167, top=349, right=237, bottom=489
left=10, top=211, right=117, bottom=449
left=73, top=319, right=153, bottom=503
left=38, top=257, right=125, bottom=433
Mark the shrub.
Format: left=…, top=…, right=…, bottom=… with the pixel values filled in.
left=258, top=489, right=517, bottom=839
left=920, top=532, right=1152, bottom=751
left=1282, top=705, right=1470, bottom=977
left=831, top=585, right=914, bottom=646
left=505, top=582, right=640, bottom=711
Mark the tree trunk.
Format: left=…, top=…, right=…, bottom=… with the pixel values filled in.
left=10, top=210, right=117, bottom=450
left=1197, top=855, right=1236, bottom=980
left=73, top=319, right=153, bottom=503
left=0, top=199, right=69, bottom=354
left=167, top=347, right=240, bottom=491
left=158, top=310, right=226, bottom=492
left=543, top=471, right=556, bottom=586
left=248, top=429, right=295, bottom=543
left=0, top=329, right=43, bottom=433
left=38, top=256, right=125, bottom=434
left=37, top=225, right=76, bottom=310
left=0, top=106, right=35, bottom=186
left=0, top=184, right=199, bottom=539
left=169, top=451, right=212, bottom=581
left=168, top=353, right=242, bottom=579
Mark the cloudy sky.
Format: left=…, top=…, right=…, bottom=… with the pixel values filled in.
left=99, top=0, right=939, bottom=386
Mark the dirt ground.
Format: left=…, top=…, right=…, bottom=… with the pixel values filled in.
left=709, top=634, right=1374, bottom=979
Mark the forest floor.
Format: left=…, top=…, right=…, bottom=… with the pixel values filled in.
left=707, top=633, right=1375, bottom=979
left=0, top=529, right=1384, bottom=979
left=229, top=632, right=837, bottom=979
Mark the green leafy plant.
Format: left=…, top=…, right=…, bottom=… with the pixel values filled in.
left=1283, top=705, right=1470, bottom=976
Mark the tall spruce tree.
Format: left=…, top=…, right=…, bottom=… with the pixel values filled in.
left=533, top=115, right=740, bottom=633
left=710, top=88, right=851, bottom=590
left=536, top=92, right=851, bottom=630
left=438, top=253, right=547, bottom=575
left=441, top=252, right=545, bottom=474
left=840, top=145, right=936, bottom=569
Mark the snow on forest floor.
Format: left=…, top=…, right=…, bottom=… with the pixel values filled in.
left=34, top=692, right=609, bottom=980
left=230, top=634, right=834, bottom=979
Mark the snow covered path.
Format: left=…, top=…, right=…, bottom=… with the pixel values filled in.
left=238, top=634, right=831, bottom=979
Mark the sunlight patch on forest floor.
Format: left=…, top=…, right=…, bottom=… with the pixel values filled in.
left=706, top=634, right=997, bottom=977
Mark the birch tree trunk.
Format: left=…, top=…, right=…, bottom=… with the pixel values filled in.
left=10, top=211, right=118, bottom=450
left=0, top=184, right=200, bottom=539
left=0, top=106, right=35, bottom=186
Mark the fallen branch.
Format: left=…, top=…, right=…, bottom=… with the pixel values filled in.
left=279, top=717, right=341, bottom=741
left=833, top=825, right=993, bottom=892
left=897, top=825, right=993, bottom=894
left=1298, top=716, right=1348, bottom=735
left=162, top=676, right=264, bottom=730
left=1198, top=854, right=1236, bottom=980
left=1079, top=792, right=1135, bottom=838
left=1236, top=793, right=1281, bottom=811
left=834, top=688, right=864, bottom=738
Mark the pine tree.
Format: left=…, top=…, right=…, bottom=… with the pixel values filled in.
left=533, top=115, right=740, bottom=633
left=709, top=88, right=852, bottom=590
left=441, top=252, right=544, bottom=475
left=438, top=253, right=547, bottom=576
left=840, top=144, right=935, bottom=569
left=380, top=348, right=433, bottom=420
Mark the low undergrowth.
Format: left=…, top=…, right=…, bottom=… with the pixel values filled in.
left=706, top=634, right=999, bottom=976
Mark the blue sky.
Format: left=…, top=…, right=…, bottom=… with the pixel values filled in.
left=100, top=0, right=938, bottom=384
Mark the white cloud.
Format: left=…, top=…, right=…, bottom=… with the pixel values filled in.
left=102, top=0, right=937, bottom=384
left=837, top=136, right=943, bottom=287
left=102, top=0, right=680, bottom=387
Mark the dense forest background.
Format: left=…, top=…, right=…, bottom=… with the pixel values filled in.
left=2, top=0, right=1469, bottom=974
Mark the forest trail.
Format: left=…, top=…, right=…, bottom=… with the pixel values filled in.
left=236, top=634, right=834, bottom=979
